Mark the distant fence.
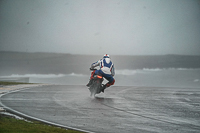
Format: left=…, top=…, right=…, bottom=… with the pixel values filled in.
left=0, top=77, right=29, bottom=83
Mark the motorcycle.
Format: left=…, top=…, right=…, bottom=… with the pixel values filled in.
left=87, top=68, right=104, bottom=96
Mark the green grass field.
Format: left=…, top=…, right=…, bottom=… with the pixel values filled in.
left=0, top=114, right=83, bottom=133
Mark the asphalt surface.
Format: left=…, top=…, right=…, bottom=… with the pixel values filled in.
left=1, top=85, right=200, bottom=133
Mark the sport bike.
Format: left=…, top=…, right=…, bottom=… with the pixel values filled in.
left=87, top=68, right=104, bottom=96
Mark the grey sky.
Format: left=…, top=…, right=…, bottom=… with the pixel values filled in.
left=0, top=0, right=200, bottom=55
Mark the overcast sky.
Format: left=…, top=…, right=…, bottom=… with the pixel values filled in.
left=0, top=0, right=200, bottom=55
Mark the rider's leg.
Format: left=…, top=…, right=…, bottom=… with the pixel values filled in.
left=102, top=79, right=115, bottom=92
left=105, top=79, right=115, bottom=87
left=102, top=74, right=115, bottom=92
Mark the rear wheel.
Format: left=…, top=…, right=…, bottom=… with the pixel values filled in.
left=96, top=82, right=101, bottom=94
left=88, top=78, right=103, bottom=96
left=89, top=80, right=98, bottom=96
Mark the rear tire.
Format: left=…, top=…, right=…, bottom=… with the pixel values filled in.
left=88, top=78, right=103, bottom=96
left=96, top=82, right=101, bottom=94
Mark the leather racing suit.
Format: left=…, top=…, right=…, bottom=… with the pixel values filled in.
left=88, top=56, right=115, bottom=89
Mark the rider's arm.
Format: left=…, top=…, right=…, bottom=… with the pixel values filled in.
left=111, top=64, right=115, bottom=76
left=91, top=59, right=101, bottom=69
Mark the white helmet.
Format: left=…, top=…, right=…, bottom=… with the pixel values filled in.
left=103, top=54, right=110, bottom=58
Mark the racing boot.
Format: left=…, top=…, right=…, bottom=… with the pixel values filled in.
left=101, top=79, right=115, bottom=92
left=101, top=84, right=107, bottom=93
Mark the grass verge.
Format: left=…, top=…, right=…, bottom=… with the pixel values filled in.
left=0, top=81, right=85, bottom=133
left=0, top=114, right=84, bottom=133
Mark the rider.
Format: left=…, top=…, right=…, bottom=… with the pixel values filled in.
left=86, top=54, right=115, bottom=92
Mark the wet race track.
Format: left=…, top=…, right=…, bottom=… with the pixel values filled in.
left=1, top=85, right=200, bottom=133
